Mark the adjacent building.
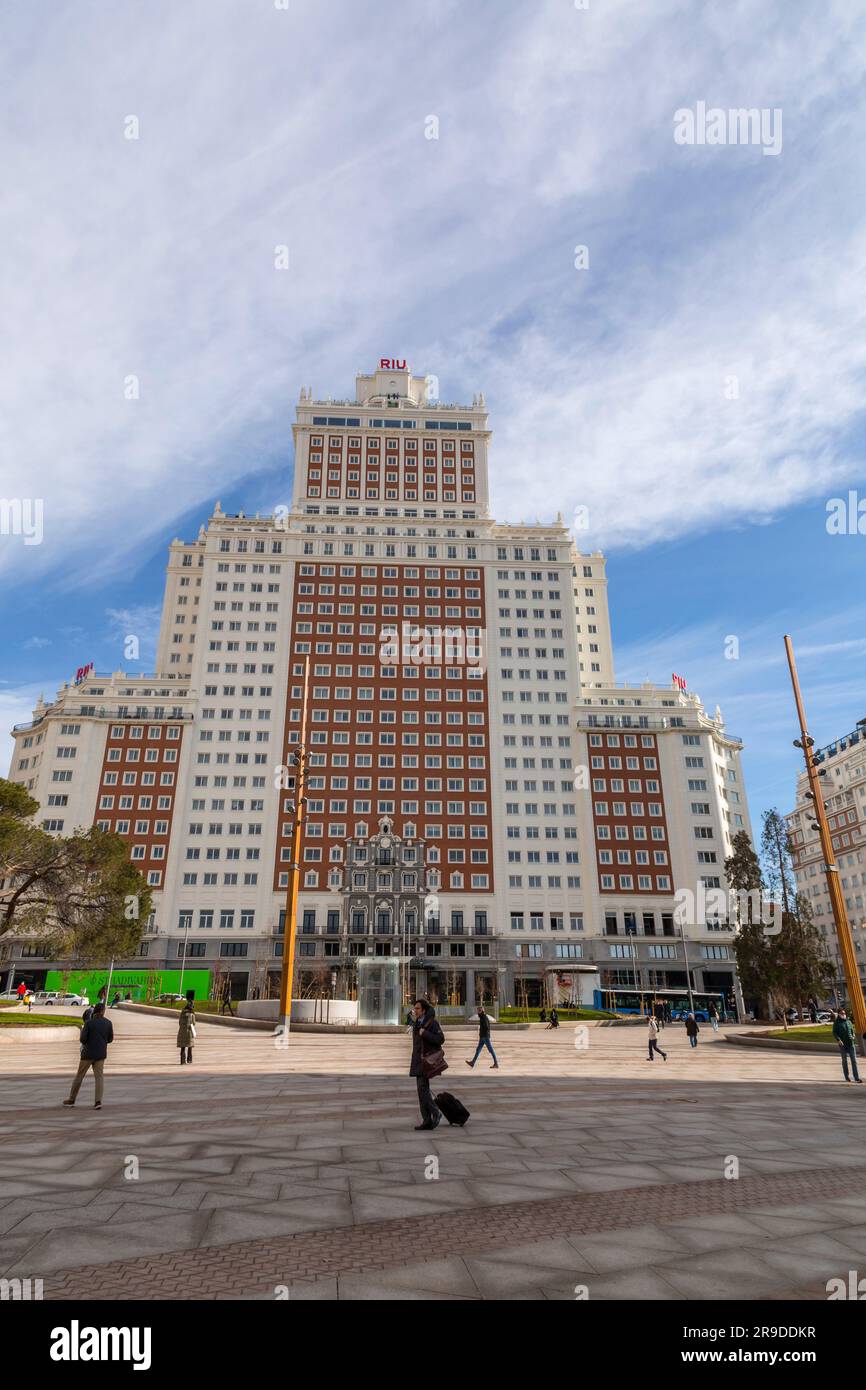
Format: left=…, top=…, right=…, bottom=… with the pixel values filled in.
left=786, top=720, right=866, bottom=996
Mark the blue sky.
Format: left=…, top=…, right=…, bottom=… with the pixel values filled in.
left=2, top=0, right=865, bottom=828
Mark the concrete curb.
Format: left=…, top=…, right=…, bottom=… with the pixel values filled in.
left=116, top=1004, right=533, bottom=1035
left=724, top=1031, right=837, bottom=1055
left=0, top=1026, right=80, bottom=1044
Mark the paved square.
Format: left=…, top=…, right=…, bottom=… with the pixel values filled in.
left=1, top=1010, right=863, bottom=1300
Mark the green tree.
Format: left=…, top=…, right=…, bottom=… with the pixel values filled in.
left=761, top=808, right=795, bottom=915
left=0, top=777, right=151, bottom=965
left=727, top=824, right=834, bottom=1023
left=724, top=829, right=764, bottom=904
left=774, top=893, right=835, bottom=1015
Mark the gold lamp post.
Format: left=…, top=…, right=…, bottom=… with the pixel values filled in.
left=784, top=635, right=866, bottom=1053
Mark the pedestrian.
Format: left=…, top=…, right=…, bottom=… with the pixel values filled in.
left=466, top=1003, right=499, bottom=1069
left=220, top=983, right=235, bottom=1016
left=832, top=1008, right=862, bottom=1083
left=647, top=1013, right=667, bottom=1062
left=25, top=990, right=34, bottom=1013
left=663, top=999, right=671, bottom=1024
left=539, top=1007, right=547, bottom=1023
left=808, top=996, right=819, bottom=1024
left=409, top=998, right=445, bottom=1130
left=177, top=990, right=196, bottom=1065
left=547, top=1007, right=559, bottom=1029
left=16, top=981, right=26, bottom=1004
left=685, top=1012, right=700, bottom=1048
left=708, top=1001, right=719, bottom=1033
left=62, top=1002, right=114, bottom=1110
left=654, top=1002, right=665, bottom=1030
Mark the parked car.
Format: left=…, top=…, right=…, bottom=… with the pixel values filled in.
left=156, top=993, right=186, bottom=1004
left=671, top=1007, right=710, bottom=1022
left=42, top=992, right=89, bottom=1007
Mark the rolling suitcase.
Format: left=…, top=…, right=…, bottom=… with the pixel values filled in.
left=434, top=1091, right=470, bottom=1126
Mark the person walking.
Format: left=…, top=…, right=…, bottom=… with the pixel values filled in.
left=177, top=991, right=196, bottom=1065
left=547, top=1006, right=559, bottom=1029
left=655, top=1002, right=665, bottom=1031
left=466, top=1003, right=499, bottom=1069
left=220, top=982, right=235, bottom=1016
left=62, top=1002, right=113, bottom=1109
left=647, top=1013, right=667, bottom=1062
left=832, top=1008, right=862, bottom=1083
left=409, top=998, right=444, bottom=1130
left=685, top=1012, right=700, bottom=1048
left=708, top=1001, right=719, bottom=1033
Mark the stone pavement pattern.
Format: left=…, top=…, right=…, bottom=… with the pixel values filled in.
left=1, top=1009, right=865, bottom=1300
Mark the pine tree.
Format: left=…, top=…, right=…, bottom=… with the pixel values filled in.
left=761, top=808, right=795, bottom=915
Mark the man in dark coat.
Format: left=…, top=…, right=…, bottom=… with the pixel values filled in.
left=63, top=1003, right=114, bottom=1109
left=466, top=1003, right=499, bottom=1069
left=410, top=998, right=443, bottom=1130
left=832, top=1008, right=862, bottom=1082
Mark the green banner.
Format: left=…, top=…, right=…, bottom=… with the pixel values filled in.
left=45, top=968, right=211, bottom=1002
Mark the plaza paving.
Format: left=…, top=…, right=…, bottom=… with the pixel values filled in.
left=1, top=1007, right=865, bottom=1300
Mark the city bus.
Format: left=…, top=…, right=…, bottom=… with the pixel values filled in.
left=593, top=987, right=732, bottom=1022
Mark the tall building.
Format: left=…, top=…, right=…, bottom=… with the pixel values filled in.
left=4, top=361, right=751, bottom=1011
left=786, top=719, right=866, bottom=995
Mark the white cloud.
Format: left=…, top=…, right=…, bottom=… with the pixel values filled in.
left=1, top=0, right=864, bottom=592
left=104, top=606, right=162, bottom=667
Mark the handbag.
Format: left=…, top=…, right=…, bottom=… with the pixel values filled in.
left=421, top=1046, right=448, bottom=1079
left=190, top=1024, right=197, bottom=1039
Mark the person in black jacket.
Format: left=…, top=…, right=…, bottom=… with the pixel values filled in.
left=63, top=1003, right=114, bottom=1109
left=466, top=1003, right=499, bottom=1069
left=410, top=999, right=443, bottom=1130
left=685, top=1012, right=700, bottom=1049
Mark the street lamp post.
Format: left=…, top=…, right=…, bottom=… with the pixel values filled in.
left=277, top=657, right=310, bottom=1036
left=178, top=913, right=191, bottom=999
left=679, top=923, right=696, bottom=1016
left=785, top=635, right=866, bottom=1056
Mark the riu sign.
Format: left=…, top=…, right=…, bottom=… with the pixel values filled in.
left=672, top=672, right=687, bottom=691
left=74, top=661, right=94, bottom=685
left=379, top=358, right=407, bottom=370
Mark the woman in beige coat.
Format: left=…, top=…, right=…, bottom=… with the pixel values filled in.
left=177, top=994, right=196, bottom=1065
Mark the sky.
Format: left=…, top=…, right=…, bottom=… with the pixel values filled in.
left=1, top=0, right=865, bottom=829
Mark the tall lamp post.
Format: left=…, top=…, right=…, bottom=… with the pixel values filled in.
left=678, top=923, right=696, bottom=1017
left=785, top=635, right=866, bottom=1055
left=178, top=912, right=191, bottom=999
